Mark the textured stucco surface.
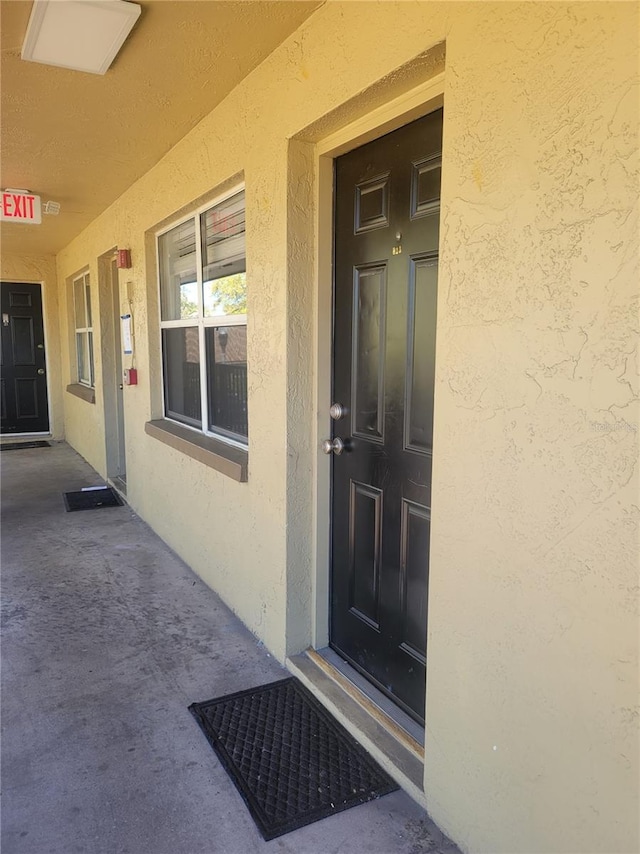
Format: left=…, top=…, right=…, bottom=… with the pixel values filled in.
left=427, top=7, right=639, bottom=853
left=0, top=254, right=64, bottom=439
left=0, top=0, right=322, bottom=256
left=52, top=3, right=638, bottom=853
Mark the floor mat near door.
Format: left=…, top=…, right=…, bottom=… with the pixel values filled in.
left=0, top=441, right=51, bottom=451
left=63, top=487, right=124, bottom=511
left=188, top=676, right=399, bottom=841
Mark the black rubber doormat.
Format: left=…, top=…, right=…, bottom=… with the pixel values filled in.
left=63, top=487, right=124, bottom=512
left=0, top=440, right=50, bottom=451
left=188, top=677, right=399, bottom=841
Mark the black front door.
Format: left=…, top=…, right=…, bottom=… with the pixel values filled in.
left=0, top=282, right=50, bottom=434
left=329, top=110, right=442, bottom=723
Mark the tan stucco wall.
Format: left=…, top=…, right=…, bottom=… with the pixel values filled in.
left=54, top=3, right=638, bottom=853
left=0, top=253, right=64, bottom=439
left=425, top=7, right=639, bottom=854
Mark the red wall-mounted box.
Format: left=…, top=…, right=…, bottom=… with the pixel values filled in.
left=116, top=249, right=132, bottom=268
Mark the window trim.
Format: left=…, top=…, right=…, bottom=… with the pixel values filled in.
left=66, top=382, right=96, bottom=404
left=145, top=418, right=247, bottom=482
left=72, top=271, right=94, bottom=388
left=156, top=184, right=248, bottom=447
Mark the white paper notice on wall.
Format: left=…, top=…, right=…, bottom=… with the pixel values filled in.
left=121, top=314, right=133, bottom=355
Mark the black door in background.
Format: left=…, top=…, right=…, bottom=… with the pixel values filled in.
left=0, top=282, right=50, bottom=434
left=329, top=110, right=443, bottom=723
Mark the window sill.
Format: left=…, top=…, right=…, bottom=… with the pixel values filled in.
left=145, top=419, right=248, bottom=482
left=66, top=383, right=95, bottom=404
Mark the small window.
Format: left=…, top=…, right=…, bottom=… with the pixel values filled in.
left=158, top=189, right=247, bottom=444
left=73, top=272, right=94, bottom=387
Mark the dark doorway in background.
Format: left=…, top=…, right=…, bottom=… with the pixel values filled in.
left=1, top=282, right=50, bottom=435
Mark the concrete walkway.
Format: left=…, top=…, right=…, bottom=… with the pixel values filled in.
left=1, top=441, right=460, bottom=854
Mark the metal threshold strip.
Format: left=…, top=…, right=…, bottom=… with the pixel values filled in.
left=286, top=647, right=426, bottom=807
left=109, top=475, right=127, bottom=497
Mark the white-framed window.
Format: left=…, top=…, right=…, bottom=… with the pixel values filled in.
left=157, top=188, right=247, bottom=445
left=73, top=271, right=94, bottom=387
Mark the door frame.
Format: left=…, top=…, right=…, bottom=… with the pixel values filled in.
left=310, top=73, right=445, bottom=658
left=0, top=279, right=53, bottom=437
left=97, top=249, right=126, bottom=485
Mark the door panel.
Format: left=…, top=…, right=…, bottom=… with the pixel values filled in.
left=406, top=258, right=438, bottom=452
left=16, top=378, right=39, bottom=418
left=330, top=110, right=442, bottom=723
left=0, top=282, right=49, bottom=434
left=352, top=264, right=386, bottom=440
left=11, top=316, right=36, bottom=365
left=349, top=481, right=383, bottom=629
left=399, top=499, right=430, bottom=663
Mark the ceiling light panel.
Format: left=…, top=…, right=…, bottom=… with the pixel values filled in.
left=22, top=0, right=141, bottom=75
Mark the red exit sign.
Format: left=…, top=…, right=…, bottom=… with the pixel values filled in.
left=1, top=191, right=42, bottom=224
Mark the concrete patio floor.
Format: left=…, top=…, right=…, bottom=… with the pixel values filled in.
left=1, top=441, right=461, bottom=854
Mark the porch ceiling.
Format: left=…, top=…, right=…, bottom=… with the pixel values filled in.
left=0, top=0, right=322, bottom=258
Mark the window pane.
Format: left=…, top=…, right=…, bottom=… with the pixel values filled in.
left=205, top=325, right=248, bottom=440
left=162, top=327, right=201, bottom=425
left=201, top=191, right=246, bottom=318
left=77, top=332, right=89, bottom=384
left=159, top=220, right=198, bottom=321
left=85, top=281, right=92, bottom=327
left=74, top=277, right=86, bottom=328
left=88, top=331, right=94, bottom=386
left=203, top=272, right=247, bottom=318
